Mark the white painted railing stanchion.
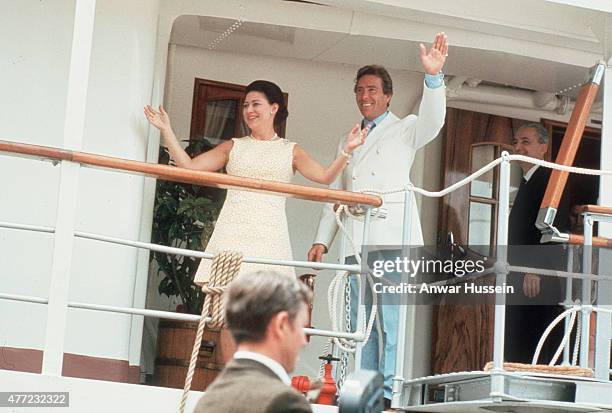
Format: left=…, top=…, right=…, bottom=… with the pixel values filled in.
left=490, top=152, right=511, bottom=401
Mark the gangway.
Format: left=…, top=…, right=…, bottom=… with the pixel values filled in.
left=394, top=61, right=612, bottom=413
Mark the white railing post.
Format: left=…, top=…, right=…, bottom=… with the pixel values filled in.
left=490, top=152, right=510, bottom=400
left=42, top=0, right=96, bottom=376
left=595, top=61, right=612, bottom=379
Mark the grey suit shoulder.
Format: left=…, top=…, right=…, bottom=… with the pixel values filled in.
left=194, top=358, right=312, bottom=413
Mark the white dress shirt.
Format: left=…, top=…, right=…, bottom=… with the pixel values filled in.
left=524, top=165, right=539, bottom=182
left=233, top=350, right=291, bottom=385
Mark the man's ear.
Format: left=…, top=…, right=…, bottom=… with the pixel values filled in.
left=385, top=93, right=392, bottom=108
left=268, top=311, right=290, bottom=339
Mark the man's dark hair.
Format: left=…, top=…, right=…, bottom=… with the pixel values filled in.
left=354, top=65, right=393, bottom=95
left=225, top=271, right=311, bottom=344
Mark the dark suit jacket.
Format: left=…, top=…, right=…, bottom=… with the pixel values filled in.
left=194, top=358, right=312, bottom=413
left=505, top=166, right=570, bottom=363
left=507, top=166, right=570, bottom=301
left=508, top=166, right=569, bottom=246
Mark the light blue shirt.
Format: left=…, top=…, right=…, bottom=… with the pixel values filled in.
left=362, top=111, right=390, bottom=129
left=424, top=72, right=444, bottom=89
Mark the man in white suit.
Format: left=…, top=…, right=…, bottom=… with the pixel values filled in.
left=308, top=33, right=448, bottom=407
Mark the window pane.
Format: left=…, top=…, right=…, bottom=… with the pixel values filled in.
left=468, top=202, right=492, bottom=251
left=470, top=145, right=495, bottom=198
left=203, top=99, right=237, bottom=145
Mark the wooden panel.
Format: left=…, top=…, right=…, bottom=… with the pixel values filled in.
left=0, top=347, right=139, bottom=383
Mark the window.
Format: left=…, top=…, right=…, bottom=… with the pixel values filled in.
left=467, top=142, right=522, bottom=255
left=190, top=78, right=287, bottom=143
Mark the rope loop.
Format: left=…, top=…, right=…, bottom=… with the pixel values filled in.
left=178, top=250, right=243, bottom=413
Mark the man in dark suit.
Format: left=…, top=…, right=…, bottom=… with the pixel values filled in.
left=195, top=271, right=313, bottom=413
left=505, top=122, right=569, bottom=364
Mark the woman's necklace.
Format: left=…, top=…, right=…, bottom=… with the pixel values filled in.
left=249, top=133, right=280, bottom=141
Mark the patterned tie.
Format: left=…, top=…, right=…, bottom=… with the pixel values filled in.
left=361, top=120, right=376, bottom=137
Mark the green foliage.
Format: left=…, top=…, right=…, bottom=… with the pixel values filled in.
left=150, top=138, right=225, bottom=314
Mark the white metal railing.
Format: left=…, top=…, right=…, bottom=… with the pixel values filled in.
left=2, top=141, right=612, bottom=407
left=0, top=138, right=382, bottom=379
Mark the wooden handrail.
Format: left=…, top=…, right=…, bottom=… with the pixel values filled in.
left=577, top=204, right=612, bottom=215
left=568, top=234, right=612, bottom=248
left=0, top=139, right=382, bottom=208
left=565, top=204, right=612, bottom=247
left=540, top=64, right=604, bottom=212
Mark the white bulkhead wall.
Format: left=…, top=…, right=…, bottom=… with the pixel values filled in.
left=0, top=0, right=160, bottom=365
left=0, top=0, right=610, bottom=383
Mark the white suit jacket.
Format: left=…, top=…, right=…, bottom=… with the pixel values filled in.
left=313, top=81, right=446, bottom=249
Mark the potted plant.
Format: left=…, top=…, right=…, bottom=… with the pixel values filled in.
left=150, top=138, right=229, bottom=390
left=150, top=138, right=225, bottom=314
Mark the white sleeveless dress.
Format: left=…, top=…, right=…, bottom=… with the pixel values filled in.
left=194, top=136, right=297, bottom=285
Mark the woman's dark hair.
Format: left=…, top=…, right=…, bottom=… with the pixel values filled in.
left=245, top=80, right=289, bottom=129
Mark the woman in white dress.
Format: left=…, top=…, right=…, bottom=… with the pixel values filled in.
left=144, top=80, right=367, bottom=284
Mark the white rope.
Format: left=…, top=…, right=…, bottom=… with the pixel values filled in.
left=550, top=308, right=577, bottom=366
left=329, top=153, right=612, bottom=369
left=327, top=268, right=378, bottom=353
left=178, top=251, right=242, bottom=413
left=358, top=154, right=612, bottom=200
left=573, top=310, right=582, bottom=366
left=532, top=306, right=580, bottom=365
left=531, top=304, right=612, bottom=366
left=325, top=206, right=378, bottom=354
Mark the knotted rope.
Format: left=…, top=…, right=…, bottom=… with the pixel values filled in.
left=178, top=250, right=243, bottom=413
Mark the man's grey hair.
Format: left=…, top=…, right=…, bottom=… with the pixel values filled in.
left=224, top=271, right=312, bottom=344
left=517, top=122, right=548, bottom=144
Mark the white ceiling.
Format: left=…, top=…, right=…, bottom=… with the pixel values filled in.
left=169, top=10, right=604, bottom=98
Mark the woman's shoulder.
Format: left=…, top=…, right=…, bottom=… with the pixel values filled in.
left=281, top=137, right=296, bottom=146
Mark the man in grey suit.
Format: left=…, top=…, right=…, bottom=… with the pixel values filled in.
left=308, top=33, right=449, bottom=407
left=195, top=271, right=313, bottom=413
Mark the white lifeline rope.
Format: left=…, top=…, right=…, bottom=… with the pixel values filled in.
left=359, top=154, right=612, bottom=200
left=330, top=154, right=612, bottom=363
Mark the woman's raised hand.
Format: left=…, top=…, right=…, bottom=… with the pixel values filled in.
left=144, top=105, right=171, bottom=133
left=344, top=123, right=370, bottom=153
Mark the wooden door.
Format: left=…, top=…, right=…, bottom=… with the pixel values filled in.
left=432, top=108, right=526, bottom=374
